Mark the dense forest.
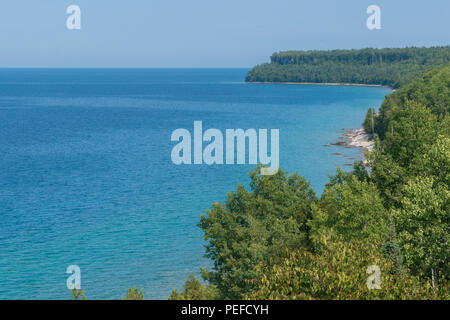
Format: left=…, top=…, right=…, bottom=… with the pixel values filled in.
left=365, top=65, right=450, bottom=139
left=168, top=51, right=449, bottom=300
left=246, top=47, right=450, bottom=88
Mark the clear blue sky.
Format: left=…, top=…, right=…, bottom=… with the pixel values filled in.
left=0, top=0, right=449, bottom=67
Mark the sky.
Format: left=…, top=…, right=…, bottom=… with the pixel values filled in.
left=0, top=0, right=449, bottom=68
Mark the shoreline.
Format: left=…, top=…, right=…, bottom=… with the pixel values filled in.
left=342, top=128, right=374, bottom=151
left=326, top=128, right=374, bottom=165
left=248, top=80, right=390, bottom=165
left=247, top=81, right=391, bottom=88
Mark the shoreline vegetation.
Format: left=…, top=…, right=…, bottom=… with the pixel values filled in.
left=79, top=47, right=448, bottom=300
left=168, top=47, right=449, bottom=301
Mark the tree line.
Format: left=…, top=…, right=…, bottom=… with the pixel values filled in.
left=246, top=47, right=450, bottom=88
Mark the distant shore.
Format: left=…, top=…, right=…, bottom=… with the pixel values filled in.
left=247, top=81, right=391, bottom=88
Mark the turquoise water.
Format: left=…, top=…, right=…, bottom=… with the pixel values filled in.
left=0, top=69, right=390, bottom=299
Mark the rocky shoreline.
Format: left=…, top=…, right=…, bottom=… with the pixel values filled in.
left=341, top=128, right=374, bottom=151
left=326, top=128, right=374, bottom=165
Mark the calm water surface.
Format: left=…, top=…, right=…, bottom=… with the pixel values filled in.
left=0, top=69, right=390, bottom=299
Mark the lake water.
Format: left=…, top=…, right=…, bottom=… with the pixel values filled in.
left=0, top=69, right=390, bottom=299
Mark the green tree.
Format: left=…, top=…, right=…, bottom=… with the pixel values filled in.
left=369, top=101, right=444, bottom=208
left=380, top=219, right=405, bottom=275
left=382, top=101, right=441, bottom=169
left=123, top=287, right=144, bottom=300
left=391, top=176, right=449, bottom=286
left=70, top=287, right=86, bottom=300
left=168, top=275, right=218, bottom=300
left=199, top=167, right=316, bottom=299
left=247, top=237, right=448, bottom=300
left=310, top=173, right=388, bottom=244
left=420, top=134, right=450, bottom=187
left=363, top=107, right=376, bottom=135
left=368, top=136, right=407, bottom=208
left=373, top=65, right=450, bottom=138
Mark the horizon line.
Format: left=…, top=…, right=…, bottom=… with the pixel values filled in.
left=0, top=66, right=253, bottom=69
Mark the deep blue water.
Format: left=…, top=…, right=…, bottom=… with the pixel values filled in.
left=0, top=69, right=390, bottom=299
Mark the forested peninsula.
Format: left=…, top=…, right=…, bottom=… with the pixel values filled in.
left=246, top=47, right=450, bottom=88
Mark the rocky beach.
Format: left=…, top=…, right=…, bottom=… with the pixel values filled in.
left=326, top=128, right=374, bottom=165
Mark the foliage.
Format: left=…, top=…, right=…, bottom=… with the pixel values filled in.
left=247, top=238, right=449, bottom=300
left=310, top=173, right=388, bottom=244
left=70, top=287, right=86, bottom=300
left=198, top=167, right=317, bottom=299
left=367, top=137, right=407, bottom=208
left=246, top=47, right=450, bottom=89
left=421, top=134, right=450, bottom=187
left=369, top=102, right=447, bottom=208
left=370, top=65, right=450, bottom=138
left=381, top=101, right=441, bottom=168
left=380, top=219, right=406, bottom=275
left=123, top=287, right=144, bottom=300
left=363, top=107, right=376, bottom=134
left=391, top=176, right=449, bottom=280
left=168, top=275, right=219, bottom=300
